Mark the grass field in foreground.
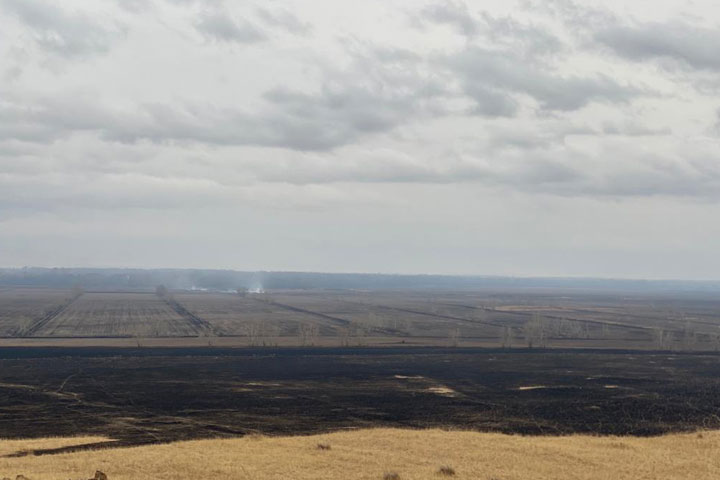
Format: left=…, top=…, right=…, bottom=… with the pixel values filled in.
left=1, top=428, right=717, bottom=480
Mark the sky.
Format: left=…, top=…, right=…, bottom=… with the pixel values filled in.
left=1, top=0, right=720, bottom=279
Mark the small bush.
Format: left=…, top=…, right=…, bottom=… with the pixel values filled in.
left=437, top=465, right=456, bottom=476
left=316, top=443, right=331, bottom=450
left=383, top=473, right=400, bottom=480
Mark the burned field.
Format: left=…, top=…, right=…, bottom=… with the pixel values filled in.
left=2, top=287, right=720, bottom=453
left=1, top=348, right=720, bottom=453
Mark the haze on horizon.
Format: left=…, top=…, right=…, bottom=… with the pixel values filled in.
left=1, top=0, right=720, bottom=280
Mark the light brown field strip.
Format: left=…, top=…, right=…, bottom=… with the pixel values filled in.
left=1, top=428, right=717, bottom=480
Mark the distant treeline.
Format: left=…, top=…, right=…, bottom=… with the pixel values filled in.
left=1, top=267, right=720, bottom=293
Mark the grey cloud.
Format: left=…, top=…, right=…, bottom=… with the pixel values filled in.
left=252, top=146, right=720, bottom=199
left=420, top=2, right=562, bottom=55
left=601, top=121, right=671, bottom=137
left=448, top=47, right=647, bottom=111
left=3, top=66, right=22, bottom=82
left=0, top=172, right=236, bottom=212
left=0, top=83, right=421, bottom=151
left=479, top=13, right=563, bottom=56
left=533, top=0, right=618, bottom=32
left=0, top=94, right=119, bottom=143
left=194, top=9, right=266, bottom=43
left=0, top=41, right=445, bottom=151
left=256, top=7, right=311, bottom=35
left=420, top=1, right=478, bottom=37
left=596, top=22, right=720, bottom=71
left=115, top=0, right=151, bottom=13
left=485, top=124, right=594, bottom=151
left=259, top=86, right=418, bottom=148
left=0, top=0, right=125, bottom=58
left=249, top=149, right=584, bottom=191
left=367, top=46, right=421, bottom=64
left=164, top=0, right=223, bottom=5
left=125, top=78, right=429, bottom=150
left=463, top=83, right=518, bottom=117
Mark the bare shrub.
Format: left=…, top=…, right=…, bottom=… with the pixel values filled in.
left=437, top=465, right=456, bottom=476
left=524, top=314, right=547, bottom=348
left=449, top=327, right=461, bottom=347
left=501, top=326, right=513, bottom=348
left=316, top=443, right=331, bottom=450
left=299, top=322, right=320, bottom=346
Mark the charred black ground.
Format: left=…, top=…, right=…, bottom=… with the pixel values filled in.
left=1, top=347, right=719, bottom=454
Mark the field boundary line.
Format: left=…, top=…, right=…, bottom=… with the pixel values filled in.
left=18, top=291, right=83, bottom=337
left=260, top=298, right=402, bottom=335
left=159, top=294, right=222, bottom=336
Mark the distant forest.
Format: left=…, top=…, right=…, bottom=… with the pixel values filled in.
left=1, top=267, right=719, bottom=293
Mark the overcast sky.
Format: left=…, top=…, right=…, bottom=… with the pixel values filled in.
left=1, top=0, right=720, bottom=279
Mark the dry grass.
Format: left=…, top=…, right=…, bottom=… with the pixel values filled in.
left=1, top=428, right=718, bottom=479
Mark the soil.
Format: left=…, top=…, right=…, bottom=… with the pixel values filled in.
left=1, top=347, right=719, bottom=454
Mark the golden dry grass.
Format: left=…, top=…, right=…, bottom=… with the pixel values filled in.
left=1, top=428, right=717, bottom=480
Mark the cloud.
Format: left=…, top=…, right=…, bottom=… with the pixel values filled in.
left=447, top=47, right=648, bottom=112
left=257, top=142, right=720, bottom=199
left=0, top=40, right=448, bottom=151
left=115, top=0, right=149, bottom=13
left=0, top=1, right=712, bottom=199
left=247, top=148, right=584, bottom=188
left=595, top=21, right=720, bottom=71
left=0, top=0, right=125, bottom=58
left=462, top=83, right=518, bottom=117
left=256, top=7, right=311, bottom=35
left=0, top=84, right=421, bottom=151
left=194, top=9, right=266, bottom=43
left=415, top=4, right=647, bottom=113
left=116, top=74, right=436, bottom=150
left=478, top=12, right=563, bottom=56
left=420, top=1, right=479, bottom=37
left=601, top=121, right=671, bottom=137
left=420, top=2, right=562, bottom=55
left=0, top=93, right=119, bottom=144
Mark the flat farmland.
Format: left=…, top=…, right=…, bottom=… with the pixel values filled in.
left=1, top=288, right=720, bottom=350
left=267, top=291, right=499, bottom=340
left=30, top=292, right=195, bottom=337
left=0, top=288, right=76, bottom=337
left=173, top=293, right=324, bottom=337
